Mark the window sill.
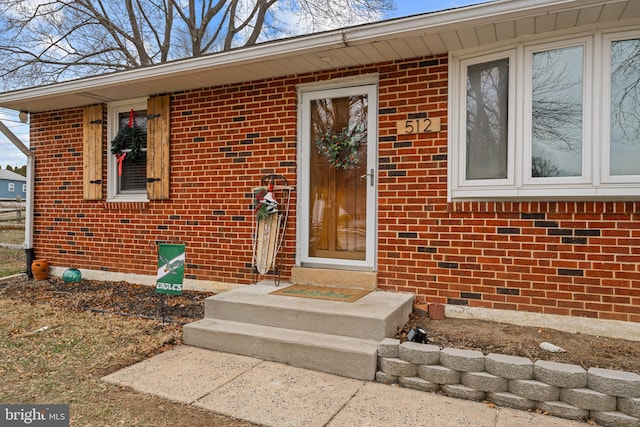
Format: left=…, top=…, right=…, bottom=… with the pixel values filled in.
left=103, top=200, right=149, bottom=211
left=451, top=185, right=640, bottom=202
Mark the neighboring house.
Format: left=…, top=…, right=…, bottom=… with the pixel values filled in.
left=0, top=0, right=638, bottom=325
left=0, top=169, right=27, bottom=200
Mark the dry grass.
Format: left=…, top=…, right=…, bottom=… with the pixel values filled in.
left=0, top=297, right=255, bottom=426
left=0, top=228, right=25, bottom=277
left=0, top=228, right=24, bottom=244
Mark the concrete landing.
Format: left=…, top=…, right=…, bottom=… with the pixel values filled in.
left=183, top=282, right=414, bottom=381
left=201, top=282, right=413, bottom=340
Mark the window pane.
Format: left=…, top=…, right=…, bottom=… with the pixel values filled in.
left=120, top=152, right=147, bottom=191
left=531, top=46, right=583, bottom=178
left=309, top=96, right=368, bottom=260
left=466, top=58, right=509, bottom=180
left=610, top=38, right=640, bottom=176
left=117, top=110, right=147, bottom=192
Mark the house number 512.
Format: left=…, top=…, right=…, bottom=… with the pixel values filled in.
left=396, top=117, right=441, bottom=135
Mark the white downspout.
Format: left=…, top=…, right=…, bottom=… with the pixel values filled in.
left=0, top=120, right=34, bottom=270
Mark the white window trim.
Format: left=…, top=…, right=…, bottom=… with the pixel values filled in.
left=455, top=50, right=516, bottom=190
left=601, top=30, right=640, bottom=186
left=522, top=36, right=593, bottom=187
left=449, top=28, right=640, bottom=201
left=8, top=182, right=14, bottom=192
left=107, top=98, right=148, bottom=202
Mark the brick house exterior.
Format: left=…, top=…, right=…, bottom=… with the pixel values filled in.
left=2, top=0, right=639, bottom=326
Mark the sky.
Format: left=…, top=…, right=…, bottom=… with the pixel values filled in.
left=0, top=0, right=486, bottom=169
left=387, top=0, right=486, bottom=18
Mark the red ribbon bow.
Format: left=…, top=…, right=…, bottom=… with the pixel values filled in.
left=116, top=152, right=127, bottom=176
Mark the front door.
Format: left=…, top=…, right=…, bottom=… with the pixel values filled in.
left=298, top=83, right=377, bottom=270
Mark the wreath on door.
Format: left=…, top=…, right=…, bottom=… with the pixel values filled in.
left=110, top=109, right=144, bottom=176
left=315, top=126, right=364, bottom=170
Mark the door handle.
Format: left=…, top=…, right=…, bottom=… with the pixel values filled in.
left=360, top=169, right=375, bottom=187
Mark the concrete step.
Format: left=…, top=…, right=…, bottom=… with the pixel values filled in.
left=202, top=283, right=414, bottom=342
left=184, top=282, right=414, bottom=380
left=183, top=318, right=379, bottom=380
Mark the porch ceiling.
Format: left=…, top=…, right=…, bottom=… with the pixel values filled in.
left=0, top=0, right=638, bottom=113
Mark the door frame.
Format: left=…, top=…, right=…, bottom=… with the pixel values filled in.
left=296, top=77, right=379, bottom=271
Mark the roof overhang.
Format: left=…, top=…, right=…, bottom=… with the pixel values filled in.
left=0, top=0, right=638, bottom=113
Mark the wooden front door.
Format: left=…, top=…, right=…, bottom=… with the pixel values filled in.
left=299, top=83, right=377, bottom=270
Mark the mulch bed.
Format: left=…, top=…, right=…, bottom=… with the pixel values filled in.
left=0, top=276, right=212, bottom=324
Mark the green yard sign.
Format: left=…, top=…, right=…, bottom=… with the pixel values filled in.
left=156, top=243, right=185, bottom=295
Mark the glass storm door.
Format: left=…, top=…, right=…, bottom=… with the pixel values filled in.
left=299, top=84, right=377, bottom=269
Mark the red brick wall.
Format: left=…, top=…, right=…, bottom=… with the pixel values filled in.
left=30, top=54, right=639, bottom=322
left=377, top=199, right=640, bottom=323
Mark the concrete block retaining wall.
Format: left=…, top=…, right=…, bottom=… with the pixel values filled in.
left=377, top=339, right=640, bottom=427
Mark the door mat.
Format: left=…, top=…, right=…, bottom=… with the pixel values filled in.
left=269, top=284, right=371, bottom=302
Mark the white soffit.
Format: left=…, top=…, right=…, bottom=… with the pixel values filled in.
left=0, top=0, right=637, bottom=113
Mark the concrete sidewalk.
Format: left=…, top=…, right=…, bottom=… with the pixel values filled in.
left=102, top=346, right=588, bottom=427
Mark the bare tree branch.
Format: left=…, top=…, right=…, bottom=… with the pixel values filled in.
left=0, top=0, right=392, bottom=89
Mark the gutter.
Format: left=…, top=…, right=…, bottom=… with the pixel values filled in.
left=0, top=0, right=607, bottom=113
left=0, top=119, right=34, bottom=276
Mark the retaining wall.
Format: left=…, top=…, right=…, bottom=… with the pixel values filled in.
left=377, top=339, right=640, bottom=427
